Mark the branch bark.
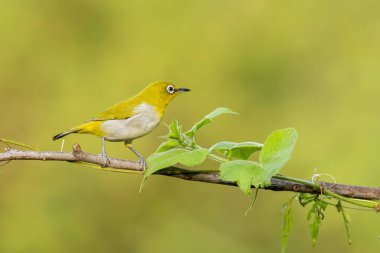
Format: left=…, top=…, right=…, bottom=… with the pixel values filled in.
left=1, top=145, right=380, bottom=203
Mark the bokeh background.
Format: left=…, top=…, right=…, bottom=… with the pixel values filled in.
left=1, top=0, right=380, bottom=252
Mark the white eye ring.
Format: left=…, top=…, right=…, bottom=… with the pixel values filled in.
left=166, top=85, right=175, bottom=94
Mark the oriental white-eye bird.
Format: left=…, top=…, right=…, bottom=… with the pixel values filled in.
left=52, top=81, right=191, bottom=170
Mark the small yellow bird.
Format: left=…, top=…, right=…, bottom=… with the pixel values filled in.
left=53, top=81, right=190, bottom=169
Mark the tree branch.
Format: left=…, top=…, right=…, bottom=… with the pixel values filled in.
left=1, top=144, right=380, bottom=205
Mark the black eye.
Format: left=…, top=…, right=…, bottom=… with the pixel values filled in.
left=166, top=85, right=175, bottom=94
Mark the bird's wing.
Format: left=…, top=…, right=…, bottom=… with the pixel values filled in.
left=88, top=99, right=139, bottom=121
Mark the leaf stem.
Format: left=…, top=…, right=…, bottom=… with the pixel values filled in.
left=207, top=153, right=230, bottom=163
left=273, top=175, right=318, bottom=189
left=323, top=188, right=380, bottom=210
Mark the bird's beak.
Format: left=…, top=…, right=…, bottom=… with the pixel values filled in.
left=176, top=87, right=191, bottom=93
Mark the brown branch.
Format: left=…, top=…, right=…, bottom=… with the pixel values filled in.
left=1, top=145, right=380, bottom=202
left=0, top=144, right=141, bottom=170
left=157, top=168, right=380, bottom=201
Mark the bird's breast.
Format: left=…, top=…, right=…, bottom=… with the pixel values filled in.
left=101, top=103, right=161, bottom=142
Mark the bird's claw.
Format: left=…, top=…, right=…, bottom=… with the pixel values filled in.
left=139, top=158, right=146, bottom=174
left=102, top=156, right=111, bottom=167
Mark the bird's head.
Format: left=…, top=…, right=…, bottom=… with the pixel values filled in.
left=140, top=81, right=190, bottom=108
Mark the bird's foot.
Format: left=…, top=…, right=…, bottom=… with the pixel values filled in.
left=101, top=137, right=110, bottom=167
left=125, top=144, right=146, bottom=174
left=101, top=155, right=111, bottom=167
left=138, top=157, right=146, bottom=174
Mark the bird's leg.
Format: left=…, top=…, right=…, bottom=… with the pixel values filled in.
left=101, top=137, right=110, bottom=167
left=125, top=142, right=146, bottom=173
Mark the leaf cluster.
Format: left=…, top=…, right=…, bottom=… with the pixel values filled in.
left=141, top=107, right=372, bottom=252
left=143, top=107, right=298, bottom=196
left=280, top=193, right=353, bottom=252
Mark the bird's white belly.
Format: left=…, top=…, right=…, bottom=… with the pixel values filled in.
left=101, top=103, right=161, bottom=142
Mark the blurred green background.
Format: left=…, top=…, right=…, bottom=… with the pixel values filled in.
left=1, top=0, right=380, bottom=252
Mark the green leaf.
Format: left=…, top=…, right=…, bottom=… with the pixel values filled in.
left=298, top=193, right=317, bottom=207
left=307, top=200, right=327, bottom=246
left=336, top=201, right=352, bottom=245
left=166, top=120, right=182, bottom=140
left=185, top=107, right=237, bottom=138
left=281, top=198, right=295, bottom=253
left=219, top=160, right=268, bottom=195
left=259, top=128, right=298, bottom=177
left=156, top=139, right=180, bottom=153
left=210, top=141, right=263, bottom=160
left=308, top=202, right=320, bottom=246
left=145, top=148, right=209, bottom=177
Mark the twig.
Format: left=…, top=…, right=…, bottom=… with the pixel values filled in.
left=1, top=145, right=380, bottom=206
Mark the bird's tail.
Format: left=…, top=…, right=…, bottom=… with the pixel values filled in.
left=52, top=129, right=78, bottom=141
